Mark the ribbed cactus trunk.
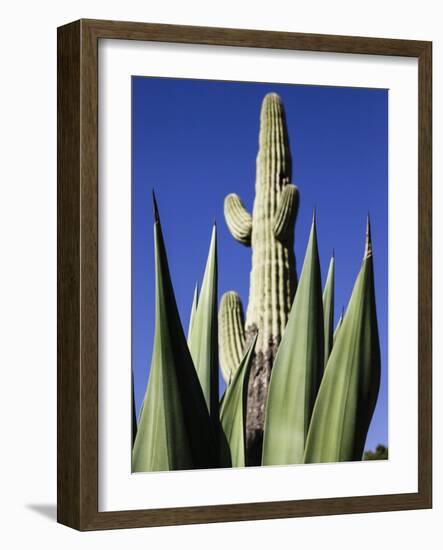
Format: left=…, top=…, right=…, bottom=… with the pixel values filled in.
left=221, top=93, right=299, bottom=465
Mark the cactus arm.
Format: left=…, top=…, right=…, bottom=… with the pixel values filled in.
left=273, top=184, right=299, bottom=241
left=224, top=193, right=252, bottom=246
left=218, top=291, right=246, bottom=384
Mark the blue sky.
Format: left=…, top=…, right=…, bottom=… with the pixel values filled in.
left=132, top=76, right=388, bottom=452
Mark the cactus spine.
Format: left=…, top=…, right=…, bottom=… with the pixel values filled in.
left=221, top=93, right=299, bottom=465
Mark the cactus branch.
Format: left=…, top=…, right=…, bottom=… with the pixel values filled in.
left=273, top=184, right=299, bottom=241
left=224, top=193, right=253, bottom=246
left=218, top=291, right=246, bottom=384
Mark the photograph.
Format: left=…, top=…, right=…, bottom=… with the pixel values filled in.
left=54, top=14, right=432, bottom=532
left=0, top=0, right=436, bottom=543
left=130, top=76, right=388, bottom=472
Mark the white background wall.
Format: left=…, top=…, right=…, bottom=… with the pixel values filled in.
left=0, top=0, right=441, bottom=547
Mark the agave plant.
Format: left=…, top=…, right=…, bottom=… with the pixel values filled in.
left=263, top=217, right=380, bottom=465
left=303, top=219, right=381, bottom=463
left=132, top=195, right=220, bottom=471
left=132, top=93, right=382, bottom=472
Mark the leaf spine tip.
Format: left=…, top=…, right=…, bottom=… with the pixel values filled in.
left=364, top=214, right=372, bottom=259
left=152, top=190, right=160, bottom=223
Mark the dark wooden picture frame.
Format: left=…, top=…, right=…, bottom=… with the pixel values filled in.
left=57, top=19, right=432, bottom=531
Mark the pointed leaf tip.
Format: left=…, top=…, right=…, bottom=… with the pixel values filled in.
left=364, top=215, right=372, bottom=260
left=188, top=225, right=219, bottom=422
left=262, top=218, right=324, bottom=466
left=133, top=209, right=217, bottom=472
left=152, top=190, right=160, bottom=223
left=304, top=232, right=381, bottom=464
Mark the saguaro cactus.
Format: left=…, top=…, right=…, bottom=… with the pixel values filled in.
left=221, top=93, right=299, bottom=465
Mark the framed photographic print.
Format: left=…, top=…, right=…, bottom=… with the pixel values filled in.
left=57, top=19, right=432, bottom=530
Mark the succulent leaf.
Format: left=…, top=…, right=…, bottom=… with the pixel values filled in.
left=262, top=216, right=324, bottom=465
left=303, top=219, right=381, bottom=463
left=132, top=371, right=137, bottom=447
left=323, top=255, right=335, bottom=367
left=187, top=282, right=199, bottom=344
left=188, top=226, right=219, bottom=423
left=132, top=199, right=217, bottom=471
left=220, top=335, right=257, bottom=467
left=333, top=308, right=344, bottom=343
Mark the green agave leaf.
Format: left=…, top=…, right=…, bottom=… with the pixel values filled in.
left=333, top=308, right=344, bottom=343
left=132, top=196, right=217, bottom=472
left=131, top=371, right=137, bottom=447
left=303, top=219, right=381, bottom=463
left=187, top=225, right=231, bottom=467
left=262, top=215, right=324, bottom=466
left=219, top=389, right=226, bottom=407
left=323, top=255, right=335, bottom=368
left=220, top=335, right=257, bottom=467
left=187, top=282, right=199, bottom=343
left=188, top=225, right=219, bottom=423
